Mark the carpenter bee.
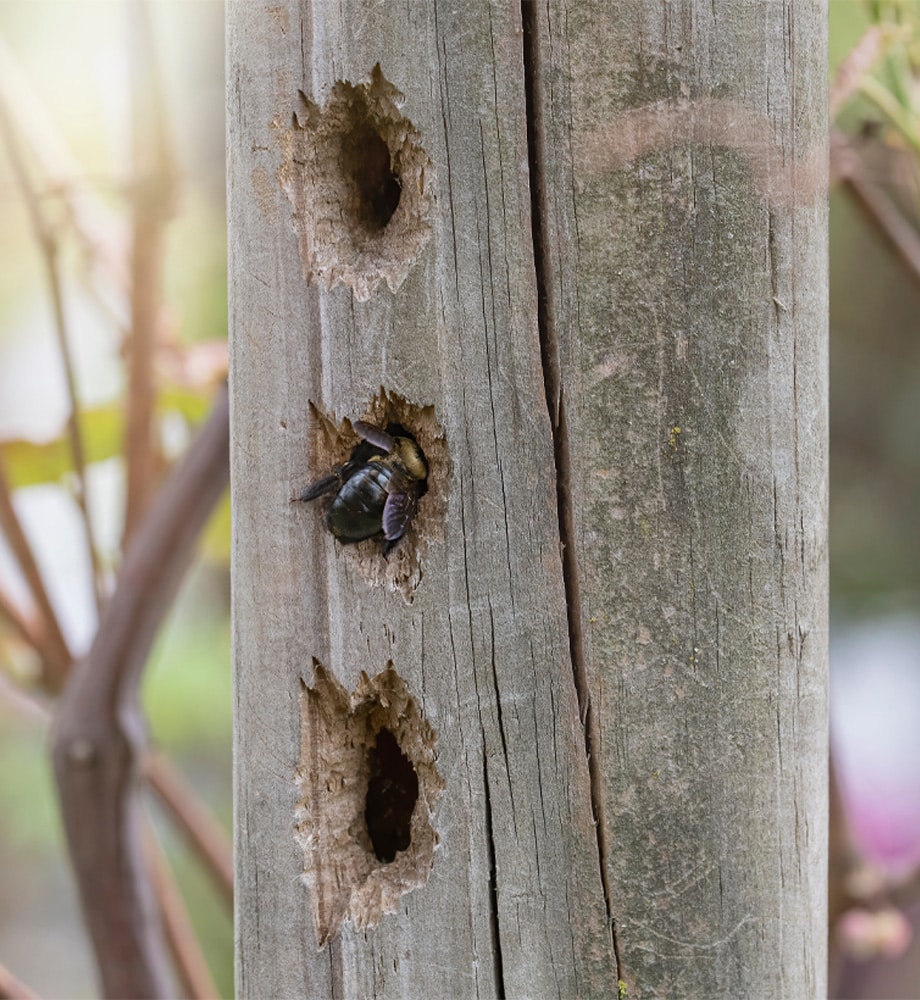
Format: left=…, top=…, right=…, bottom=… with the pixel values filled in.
left=296, top=421, right=428, bottom=553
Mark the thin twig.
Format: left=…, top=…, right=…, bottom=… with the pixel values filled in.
left=0, top=585, right=42, bottom=655
left=0, top=460, right=71, bottom=689
left=0, top=36, right=129, bottom=314
left=144, top=825, right=221, bottom=999
left=844, top=170, right=920, bottom=287
left=145, top=753, right=233, bottom=908
left=52, top=385, right=229, bottom=998
left=0, top=102, right=105, bottom=612
left=123, top=0, right=178, bottom=546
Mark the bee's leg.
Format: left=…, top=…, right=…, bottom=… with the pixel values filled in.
left=294, top=472, right=341, bottom=502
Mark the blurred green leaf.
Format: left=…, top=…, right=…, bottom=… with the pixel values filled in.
left=863, top=1, right=920, bottom=113
left=157, top=384, right=216, bottom=425
left=0, top=384, right=222, bottom=488
left=0, top=405, right=124, bottom=487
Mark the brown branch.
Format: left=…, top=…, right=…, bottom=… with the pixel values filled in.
left=844, top=174, right=920, bottom=287
left=46, top=242, right=105, bottom=612
left=51, top=385, right=229, bottom=998
left=145, top=826, right=221, bottom=1000
left=0, top=460, right=72, bottom=689
left=0, top=585, right=43, bottom=656
left=123, top=0, right=178, bottom=546
left=0, top=100, right=105, bottom=612
left=145, top=753, right=233, bottom=908
left=0, top=670, right=233, bottom=913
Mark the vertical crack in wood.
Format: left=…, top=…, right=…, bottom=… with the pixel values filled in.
left=481, top=751, right=506, bottom=999
left=520, top=2, right=621, bottom=978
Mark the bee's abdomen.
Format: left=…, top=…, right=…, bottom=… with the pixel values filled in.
left=326, top=463, right=394, bottom=542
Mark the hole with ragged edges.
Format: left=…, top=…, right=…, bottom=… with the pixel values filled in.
left=295, top=663, right=445, bottom=946
left=275, top=63, right=434, bottom=301
left=297, top=388, right=448, bottom=603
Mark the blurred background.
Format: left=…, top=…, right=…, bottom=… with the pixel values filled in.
left=830, top=3, right=920, bottom=997
left=0, top=1, right=229, bottom=996
left=1, top=1, right=920, bottom=998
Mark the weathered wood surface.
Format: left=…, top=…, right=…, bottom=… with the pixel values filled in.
left=229, top=2, right=613, bottom=997
left=228, top=1, right=827, bottom=997
left=528, top=2, right=828, bottom=996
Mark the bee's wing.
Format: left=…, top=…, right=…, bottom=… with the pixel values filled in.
left=353, top=421, right=395, bottom=454
left=381, top=489, right=418, bottom=541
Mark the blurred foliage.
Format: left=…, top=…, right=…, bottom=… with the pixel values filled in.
left=834, top=1, right=920, bottom=159
left=0, top=1, right=230, bottom=996
left=144, top=565, right=232, bottom=755
left=144, top=564, right=233, bottom=998
left=0, top=385, right=220, bottom=490
left=830, top=1, right=920, bottom=614
left=0, top=714, right=59, bottom=855
left=0, top=405, right=126, bottom=488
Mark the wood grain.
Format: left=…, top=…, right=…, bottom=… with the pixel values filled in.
left=529, top=2, right=828, bottom=996
left=229, top=2, right=613, bottom=997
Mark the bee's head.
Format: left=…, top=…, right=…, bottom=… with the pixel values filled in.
left=394, top=437, right=428, bottom=481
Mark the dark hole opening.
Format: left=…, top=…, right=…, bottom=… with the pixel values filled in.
left=365, top=727, right=419, bottom=863
left=342, top=120, right=402, bottom=231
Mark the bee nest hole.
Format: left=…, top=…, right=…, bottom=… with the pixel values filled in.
left=303, top=389, right=448, bottom=602
left=295, top=662, right=443, bottom=947
left=274, top=63, right=434, bottom=301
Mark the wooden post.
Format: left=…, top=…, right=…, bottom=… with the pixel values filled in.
left=228, top=2, right=827, bottom=996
